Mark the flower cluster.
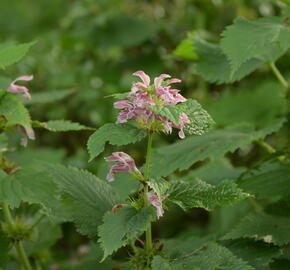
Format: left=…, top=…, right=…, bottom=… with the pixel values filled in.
left=114, top=71, right=190, bottom=139
left=8, top=75, right=33, bottom=100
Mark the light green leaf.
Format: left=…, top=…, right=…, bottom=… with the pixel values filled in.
left=0, top=41, right=35, bottom=68
left=173, top=32, right=197, bottom=60
left=87, top=123, right=147, bottom=161
left=148, top=177, right=170, bottom=198
left=98, top=206, right=155, bottom=260
left=168, top=179, right=250, bottom=211
left=151, top=120, right=284, bottom=177
left=40, top=120, right=93, bottom=132
left=222, top=212, right=290, bottom=246
left=24, top=89, right=74, bottom=104
left=43, top=164, right=121, bottom=239
left=194, top=37, right=263, bottom=84
left=152, top=256, right=173, bottom=270
left=220, top=16, right=290, bottom=74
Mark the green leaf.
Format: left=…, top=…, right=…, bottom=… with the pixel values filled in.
left=173, top=32, right=198, bottom=60
left=40, top=120, right=93, bottom=132
left=87, top=123, right=147, bottom=161
left=0, top=228, right=10, bottom=267
left=194, top=37, right=263, bottom=84
left=148, top=177, right=170, bottom=198
left=172, top=242, right=255, bottom=270
left=43, top=164, right=121, bottom=239
left=0, top=41, right=35, bottom=68
left=238, top=157, right=290, bottom=201
left=152, top=256, right=173, bottom=270
left=222, top=212, right=290, bottom=246
left=98, top=206, right=155, bottom=260
left=151, top=120, right=284, bottom=177
left=0, top=133, right=8, bottom=153
left=0, top=169, right=66, bottom=221
left=220, top=16, right=290, bottom=74
left=207, top=80, right=286, bottom=128
left=24, top=89, right=74, bottom=104
left=168, top=179, right=250, bottom=211
left=150, top=99, right=214, bottom=136
left=0, top=91, right=33, bottom=137
left=223, top=239, right=281, bottom=270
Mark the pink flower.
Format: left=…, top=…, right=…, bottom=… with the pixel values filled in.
left=104, top=152, right=141, bottom=182
left=131, top=71, right=151, bottom=92
left=8, top=75, right=33, bottom=99
left=147, top=190, right=168, bottom=219
left=177, top=113, right=191, bottom=139
left=16, top=125, right=35, bottom=147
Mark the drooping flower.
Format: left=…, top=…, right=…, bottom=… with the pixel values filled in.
left=16, top=125, right=35, bottom=147
left=104, top=152, right=141, bottom=182
left=114, top=70, right=190, bottom=138
left=147, top=190, right=168, bottom=219
left=8, top=75, right=33, bottom=99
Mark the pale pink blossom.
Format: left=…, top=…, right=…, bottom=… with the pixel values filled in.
left=16, top=125, right=35, bottom=147
left=148, top=190, right=168, bottom=219
left=105, top=152, right=140, bottom=182
left=8, top=75, right=33, bottom=99
left=177, top=113, right=191, bottom=139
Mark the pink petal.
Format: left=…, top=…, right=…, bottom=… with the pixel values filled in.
left=178, top=129, right=185, bottom=139
left=168, top=78, right=181, bottom=84
left=133, top=71, right=150, bottom=88
left=12, top=75, right=33, bottom=83
left=154, top=74, right=171, bottom=89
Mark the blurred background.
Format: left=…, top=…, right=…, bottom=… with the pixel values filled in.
left=1, top=0, right=289, bottom=267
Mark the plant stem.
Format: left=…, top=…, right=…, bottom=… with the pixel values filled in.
left=257, top=140, right=276, bottom=154
left=270, top=62, right=289, bottom=89
left=29, top=213, right=45, bottom=232
left=144, top=132, right=154, bottom=256
left=2, top=202, right=32, bottom=270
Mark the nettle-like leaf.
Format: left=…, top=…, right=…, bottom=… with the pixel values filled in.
left=38, top=120, right=93, bottom=132
left=151, top=99, right=214, bottom=136
left=220, top=16, right=290, bottom=74
left=87, top=123, right=147, bottom=161
left=148, top=177, right=170, bottom=198
left=152, top=256, right=172, bottom=270
left=24, top=89, right=74, bottom=104
left=193, top=37, right=263, bottom=84
left=0, top=41, right=35, bottom=69
left=238, top=157, right=290, bottom=201
left=151, top=120, right=284, bottom=177
left=43, top=164, right=121, bottom=239
left=172, top=32, right=198, bottom=60
left=223, top=239, right=281, bottom=270
left=0, top=228, right=10, bottom=267
left=0, top=168, right=66, bottom=222
left=222, top=212, right=290, bottom=246
left=162, top=242, right=255, bottom=270
left=0, top=91, right=33, bottom=136
left=168, top=179, right=250, bottom=211
left=98, top=206, right=156, bottom=260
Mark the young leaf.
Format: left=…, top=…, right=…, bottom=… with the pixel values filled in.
left=148, top=177, right=170, bottom=198
left=87, top=123, right=147, bottom=161
left=193, top=37, right=263, bottom=84
left=222, top=212, right=290, bottom=246
left=43, top=164, right=121, bottom=239
left=39, top=120, right=93, bottom=132
left=220, top=16, right=290, bottom=74
left=98, top=206, right=156, bottom=260
left=172, top=32, right=198, bottom=60
left=0, top=41, right=35, bottom=68
left=168, top=179, right=250, bottom=211
left=150, top=120, right=285, bottom=177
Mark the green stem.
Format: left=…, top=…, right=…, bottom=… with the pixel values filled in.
left=29, top=214, right=45, bottom=232
left=2, top=202, right=32, bottom=270
left=257, top=140, right=276, bottom=154
left=270, top=62, right=289, bottom=89
left=14, top=241, right=32, bottom=270
left=144, top=132, right=154, bottom=256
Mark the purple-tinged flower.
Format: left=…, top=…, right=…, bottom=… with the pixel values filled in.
left=177, top=113, right=190, bottom=139
left=131, top=71, right=151, bottom=92
left=148, top=190, right=168, bottom=219
left=104, top=152, right=141, bottom=182
left=16, top=125, right=35, bottom=147
left=8, top=75, right=33, bottom=99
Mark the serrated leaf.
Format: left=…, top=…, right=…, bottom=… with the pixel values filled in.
left=220, top=16, right=290, bottom=74
left=24, top=89, right=74, bottom=104
left=168, top=179, right=250, bottom=211
left=0, top=91, right=33, bottom=136
left=98, top=206, right=156, bottom=260
left=238, top=157, right=290, bottom=201
left=222, top=212, right=290, bottom=246
left=0, top=41, right=35, bottom=68
left=151, top=120, right=284, bottom=177
left=151, top=99, right=214, bottom=136
left=152, top=256, right=173, bottom=270
left=41, top=120, right=93, bottom=132
left=223, top=239, right=281, bottom=270
left=87, top=123, right=147, bottom=161
left=194, top=37, right=263, bottom=84
left=148, top=177, right=170, bottom=198
left=173, top=32, right=198, bottom=60
left=172, top=242, right=255, bottom=270
left=43, top=164, right=121, bottom=239
left=0, top=169, right=66, bottom=222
